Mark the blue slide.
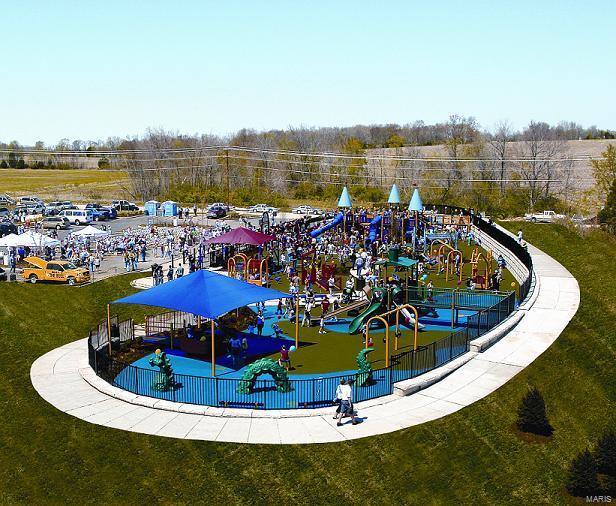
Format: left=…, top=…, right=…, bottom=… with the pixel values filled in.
left=310, top=213, right=344, bottom=238
left=367, top=214, right=382, bottom=242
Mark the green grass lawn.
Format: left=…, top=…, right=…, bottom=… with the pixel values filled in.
left=0, top=223, right=614, bottom=504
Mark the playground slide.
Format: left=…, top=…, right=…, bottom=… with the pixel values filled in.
left=390, top=285, right=425, bottom=330
left=394, top=303, right=425, bottom=330
left=367, top=214, right=382, bottom=243
left=348, top=301, right=386, bottom=335
left=309, top=213, right=344, bottom=238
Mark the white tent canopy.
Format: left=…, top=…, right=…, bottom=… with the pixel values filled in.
left=0, top=231, right=60, bottom=248
left=70, top=225, right=109, bottom=238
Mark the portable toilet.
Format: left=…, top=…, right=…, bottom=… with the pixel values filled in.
left=144, top=200, right=160, bottom=216
left=163, top=201, right=178, bottom=217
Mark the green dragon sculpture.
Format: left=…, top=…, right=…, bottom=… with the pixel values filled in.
left=356, top=348, right=375, bottom=386
left=237, top=358, right=293, bottom=395
left=149, top=349, right=176, bottom=391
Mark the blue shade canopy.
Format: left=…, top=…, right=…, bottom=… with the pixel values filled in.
left=337, top=186, right=352, bottom=208
left=387, top=184, right=401, bottom=204
left=408, top=188, right=423, bottom=212
left=112, top=270, right=290, bottom=319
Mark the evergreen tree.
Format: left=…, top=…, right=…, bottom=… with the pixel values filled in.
left=598, top=178, right=616, bottom=234
left=8, top=151, right=17, bottom=168
left=516, top=387, right=553, bottom=436
left=0, top=160, right=7, bottom=169
left=567, top=449, right=600, bottom=497
left=595, top=431, right=616, bottom=477
left=16, top=158, right=26, bottom=169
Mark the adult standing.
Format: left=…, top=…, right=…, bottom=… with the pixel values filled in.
left=256, top=311, right=265, bottom=336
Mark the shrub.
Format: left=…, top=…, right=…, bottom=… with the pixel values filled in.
left=98, top=157, right=111, bottom=169
left=595, top=431, right=616, bottom=477
left=0, top=160, right=7, bottom=169
left=516, top=386, right=553, bottom=436
left=566, top=448, right=600, bottom=497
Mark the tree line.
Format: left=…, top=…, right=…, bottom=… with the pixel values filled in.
left=1, top=117, right=615, bottom=216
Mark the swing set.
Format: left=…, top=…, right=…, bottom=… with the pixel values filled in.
left=432, top=240, right=463, bottom=284
left=469, top=248, right=493, bottom=289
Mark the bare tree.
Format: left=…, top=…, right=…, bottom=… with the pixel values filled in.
left=488, top=120, right=513, bottom=194
left=517, top=122, right=564, bottom=209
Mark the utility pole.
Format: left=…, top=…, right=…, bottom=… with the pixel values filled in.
left=225, top=149, right=230, bottom=208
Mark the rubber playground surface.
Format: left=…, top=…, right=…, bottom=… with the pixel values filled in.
left=142, top=304, right=469, bottom=374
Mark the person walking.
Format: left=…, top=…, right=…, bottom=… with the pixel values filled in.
left=335, top=379, right=357, bottom=426
left=175, top=263, right=184, bottom=278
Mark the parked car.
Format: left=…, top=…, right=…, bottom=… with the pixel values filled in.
left=22, top=257, right=90, bottom=285
left=41, top=216, right=70, bottom=230
left=249, top=203, right=278, bottom=214
left=206, top=206, right=227, bottom=219
left=44, top=202, right=65, bottom=216
left=58, top=209, right=93, bottom=225
left=0, top=207, right=10, bottom=219
left=112, top=200, right=139, bottom=211
left=13, top=203, right=45, bottom=216
left=0, top=194, right=15, bottom=205
left=207, top=202, right=229, bottom=211
left=85, top=203, right=112, bottom=220
left=292, top=205, right=321, bottom=215
left=19, top=196, right=44, bottom=205
left=524, top=210, right=565, bottom=223
left=0, top=222, right=17, bottom=237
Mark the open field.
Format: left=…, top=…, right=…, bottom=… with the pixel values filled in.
left=1, top=168, right=130, bottom=202
left=0, top=222, right=614, bottom=503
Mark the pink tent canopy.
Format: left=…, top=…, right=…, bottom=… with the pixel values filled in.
left=204, top=227, right=275, bottom=246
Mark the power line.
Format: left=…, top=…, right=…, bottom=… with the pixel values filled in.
left=0, top=144, right=605, bottom=163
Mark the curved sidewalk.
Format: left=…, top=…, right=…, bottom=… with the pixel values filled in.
left=30, top=241, right=579, bottom=444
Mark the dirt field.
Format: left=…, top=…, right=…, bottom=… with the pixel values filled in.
left=1, top=169, right=131, bottom=202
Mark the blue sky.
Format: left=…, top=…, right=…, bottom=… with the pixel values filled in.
left=1, top=0, right=614, bottom=145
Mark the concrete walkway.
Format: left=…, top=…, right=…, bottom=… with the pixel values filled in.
left=30, top=240, right=579, bottom=444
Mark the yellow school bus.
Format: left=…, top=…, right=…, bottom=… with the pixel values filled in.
left=22, top=257, right=90, bottom=285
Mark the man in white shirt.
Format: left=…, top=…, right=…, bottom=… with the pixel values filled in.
left=335, top=379, right=358, bottom=426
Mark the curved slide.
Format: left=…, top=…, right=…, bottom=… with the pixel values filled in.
left=349, top=300, right=386, bottom=334
left=309, top=213, right=344, bottom=238
left=348, top=286, right=425, bottom=334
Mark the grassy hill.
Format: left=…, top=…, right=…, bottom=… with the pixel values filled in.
left=0, top=223, right=613, bottom=504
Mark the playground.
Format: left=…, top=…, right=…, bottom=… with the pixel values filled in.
left=86, top=187, right=520, bottom=409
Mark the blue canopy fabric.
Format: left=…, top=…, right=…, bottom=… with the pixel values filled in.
left=112, top=269, right=290, bottom=319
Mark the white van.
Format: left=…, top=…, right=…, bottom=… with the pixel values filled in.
left=59, top=209, right=93, bottom=225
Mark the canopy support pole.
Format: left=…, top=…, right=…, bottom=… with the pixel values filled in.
left=107, top=304, right=112, bottom=356
left=295, top=296, right=299, bottom=349
left=211, top=319, right=216, bottom=377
